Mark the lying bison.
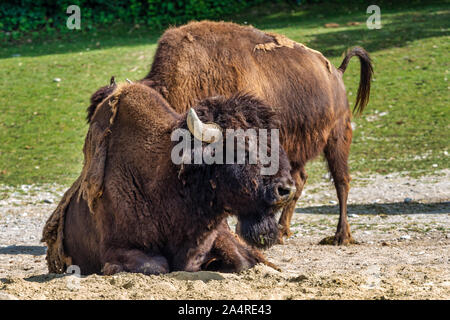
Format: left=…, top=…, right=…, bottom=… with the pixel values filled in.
left=91, top=21, right=372, bottom=245
left=42, top=83, right=295, bottom=275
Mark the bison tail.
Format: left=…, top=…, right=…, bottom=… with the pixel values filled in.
left=338, top=47, right=373, bottom=116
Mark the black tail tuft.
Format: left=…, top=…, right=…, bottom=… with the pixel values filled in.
left=339, top=47, right=373, bottom=116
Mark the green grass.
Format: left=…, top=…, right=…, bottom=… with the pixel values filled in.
left=0, top=1, right=449, bottom=186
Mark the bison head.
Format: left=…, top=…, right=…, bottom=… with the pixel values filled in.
left=173, top=94, right=295, bottom=249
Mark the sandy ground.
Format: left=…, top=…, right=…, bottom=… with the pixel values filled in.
left=0, top=170, right=449, bottom=300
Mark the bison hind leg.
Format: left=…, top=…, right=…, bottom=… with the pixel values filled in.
left=102, top=249, right=169, bottom=275
left=132, top=255, right=169, bottom=275
left=102, top=262, right=124, bottom=275
left=320, top=116, right=357, bottom=246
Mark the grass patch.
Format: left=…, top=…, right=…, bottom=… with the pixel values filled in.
left=0, top=2, right=449, bottom=186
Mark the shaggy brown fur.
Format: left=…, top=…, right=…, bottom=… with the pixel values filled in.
left=138, top=21, right=372, bottom=245
left=86, top=21, right=373, bottom=245
left=43, top=83, right=293, bottom=274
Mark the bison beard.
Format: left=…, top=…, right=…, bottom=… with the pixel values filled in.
left=42, top=83, right=293, bottom=275
left=237, top=214, right=279, bottom=249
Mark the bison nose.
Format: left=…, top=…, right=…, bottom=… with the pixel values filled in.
left=275, top=183, right=296, bottom=203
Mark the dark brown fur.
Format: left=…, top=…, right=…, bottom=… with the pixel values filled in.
left=140, top=21, right=373, bottom=245
left=43, top=83, right=293, bottom=275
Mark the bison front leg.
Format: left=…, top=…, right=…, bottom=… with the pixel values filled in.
left=277, top=167, right=307, bottom=244
left=204, top=223, right=279, bottom=273
left=102, top=248, right=169, bottom=275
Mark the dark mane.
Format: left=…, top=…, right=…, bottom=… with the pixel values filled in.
left=174, top=93, right=280, bottom=132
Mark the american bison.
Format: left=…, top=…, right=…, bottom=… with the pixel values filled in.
left=89, top=21, right=373, bottom=245
left=42, top=82, right=295, bottom=275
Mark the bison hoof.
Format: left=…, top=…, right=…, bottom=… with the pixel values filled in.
left=319, top=234, right=357, bottom=246
left=276, top=236, right=285, bottom=245
left=135, top=262, right=169, bottom=275
left=276, top=226, right=293, bottom=245
left=264, top=261, right=282, bottom=272
left=102, top=263, right=124, bottom=275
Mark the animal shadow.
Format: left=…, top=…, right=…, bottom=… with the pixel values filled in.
left=0, top=245, right=46, bottom=256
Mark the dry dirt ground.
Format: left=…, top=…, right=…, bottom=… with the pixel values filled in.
left=0, top=170, right=449, bottom=300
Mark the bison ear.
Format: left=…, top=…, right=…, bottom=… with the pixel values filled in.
left=80, top=122, right=108, bottom=214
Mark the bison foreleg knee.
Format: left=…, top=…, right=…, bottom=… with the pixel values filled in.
left=210, top=225, right=279, bottom=273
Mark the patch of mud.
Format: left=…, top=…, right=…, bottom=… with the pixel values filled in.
left=0, top=171, right=449, bottom=299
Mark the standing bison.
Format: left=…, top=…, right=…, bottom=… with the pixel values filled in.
left=42, top=83, right=295, bottom=275
left=125, top=21, right=372, bottom=245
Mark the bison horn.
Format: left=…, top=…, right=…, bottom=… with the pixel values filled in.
left=187, top=108, right=222, bottom=143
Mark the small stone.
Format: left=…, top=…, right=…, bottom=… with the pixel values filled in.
left=43, top=199, right=53, bottom=204
left=53, top=78, right=61, bottom=82
left=432, top=164, right=438, bottom=168
left=188, top=280, right=207, bottom=291
left=348, top=214, right=359, bottom=218
left=400, top=235, right=411, bottom=240
left=0, top=292, right=18, bottom=300
left=122, top=281, right=134, bottom=289
left=153, top=281, right=177, bottom=292
left=404, top=198, right=413, bottom=203
left=168, top=271, right=225, bottom=282
left=289, top=274, right=308, bottom=282
left=329, top=200, right=337, bottom=205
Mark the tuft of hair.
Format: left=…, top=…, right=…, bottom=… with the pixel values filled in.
left=338, top=47, right=374, bottom=116
left=86, top=84, right=116, bottom=123
left=178, top=93, right=280, bottom=132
